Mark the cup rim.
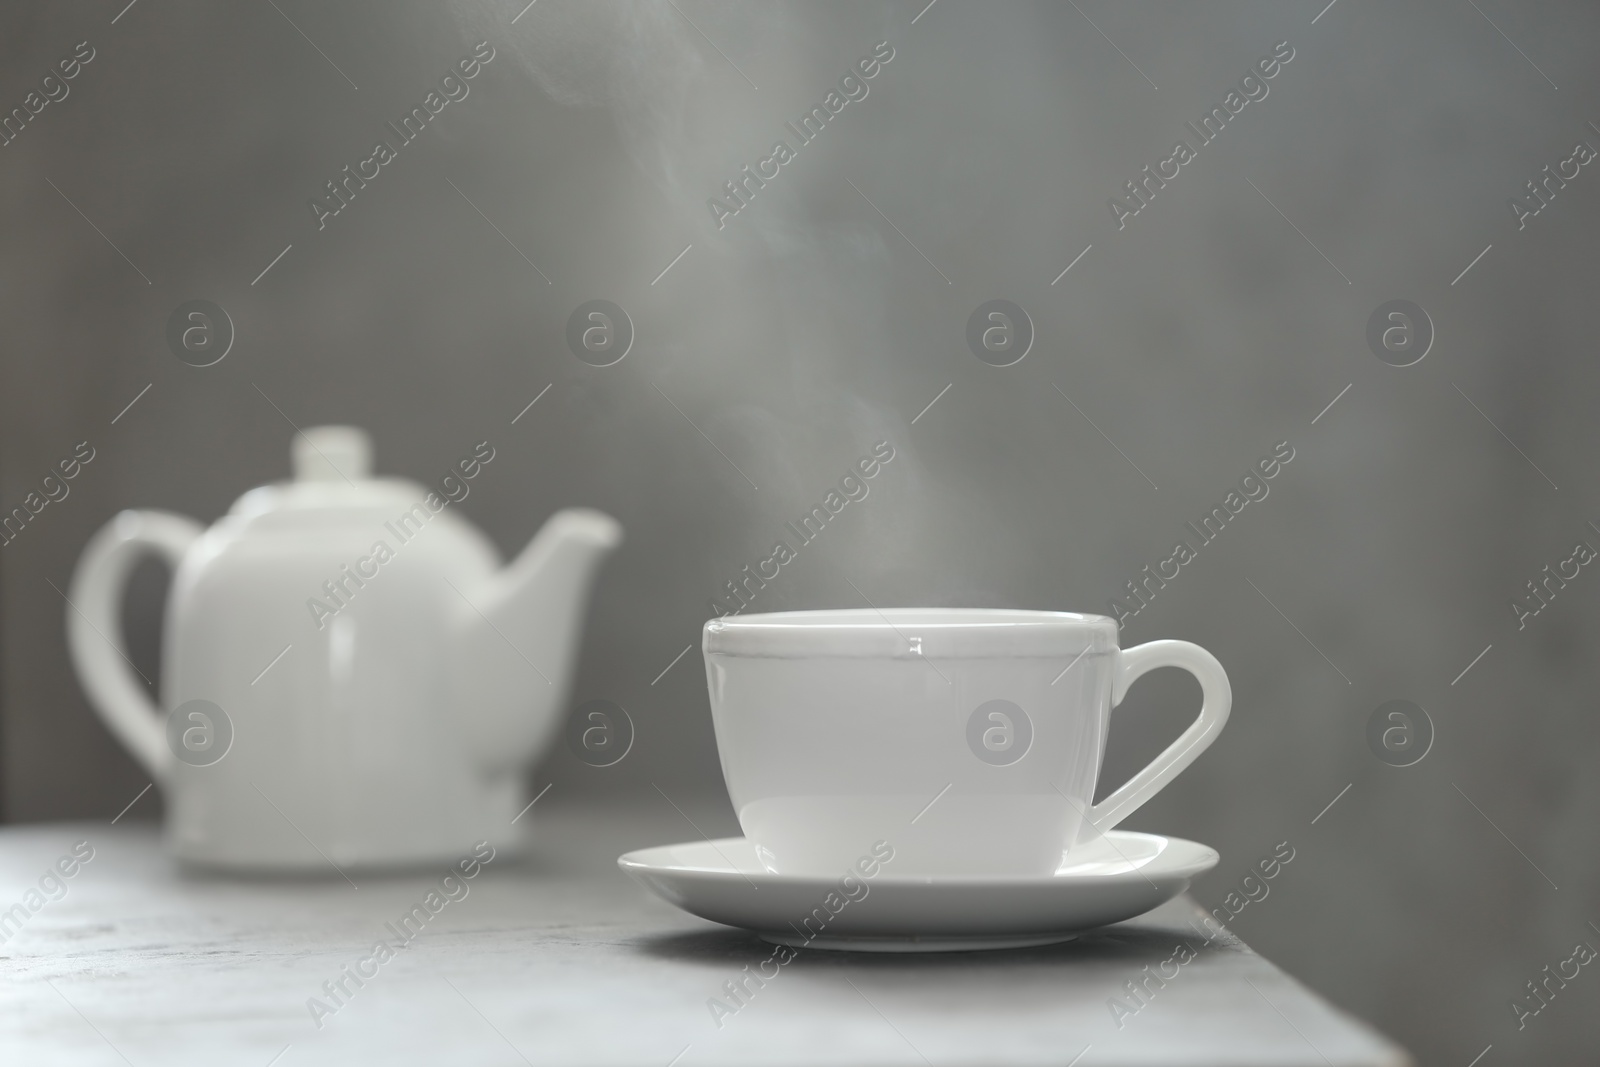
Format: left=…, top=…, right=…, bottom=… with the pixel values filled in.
left=703, top=608, right=1120, bottom=658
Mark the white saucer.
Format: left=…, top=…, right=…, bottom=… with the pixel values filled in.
left=618, top=831, right=1218, bottom=952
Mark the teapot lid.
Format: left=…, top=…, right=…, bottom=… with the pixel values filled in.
left=228, top=425, right=428, bottom=519
left=292, top=425, right=372, bottom=482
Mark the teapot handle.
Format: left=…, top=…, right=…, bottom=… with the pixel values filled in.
left=66, top=510, right=204, bottom=784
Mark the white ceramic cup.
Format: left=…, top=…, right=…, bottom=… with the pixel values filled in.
left=703, top=609, right=1230, bottom=877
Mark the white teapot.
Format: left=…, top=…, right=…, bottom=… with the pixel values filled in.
left=66, top=426, right=621, bottom=871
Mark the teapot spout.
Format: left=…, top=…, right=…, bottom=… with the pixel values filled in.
left=490, top=508, right=622, bottom=621
left=453, top=508, right=622, bottom=772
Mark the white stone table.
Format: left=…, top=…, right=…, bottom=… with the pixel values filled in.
left=0, top=805, right=1409, bottom=1066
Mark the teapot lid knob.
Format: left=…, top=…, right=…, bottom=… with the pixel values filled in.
left=292, top=426, right=372, bottom=482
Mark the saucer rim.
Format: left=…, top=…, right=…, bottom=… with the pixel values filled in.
left=616, top=830, right=1219, bottom=886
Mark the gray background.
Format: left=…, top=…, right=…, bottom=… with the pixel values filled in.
left=3, top=1, right=1597, bottom=1063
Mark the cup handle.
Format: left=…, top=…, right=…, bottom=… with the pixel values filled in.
left=1080, top=639, right=1231, bottom=842
left=66, top=509, right=203, bottom=784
